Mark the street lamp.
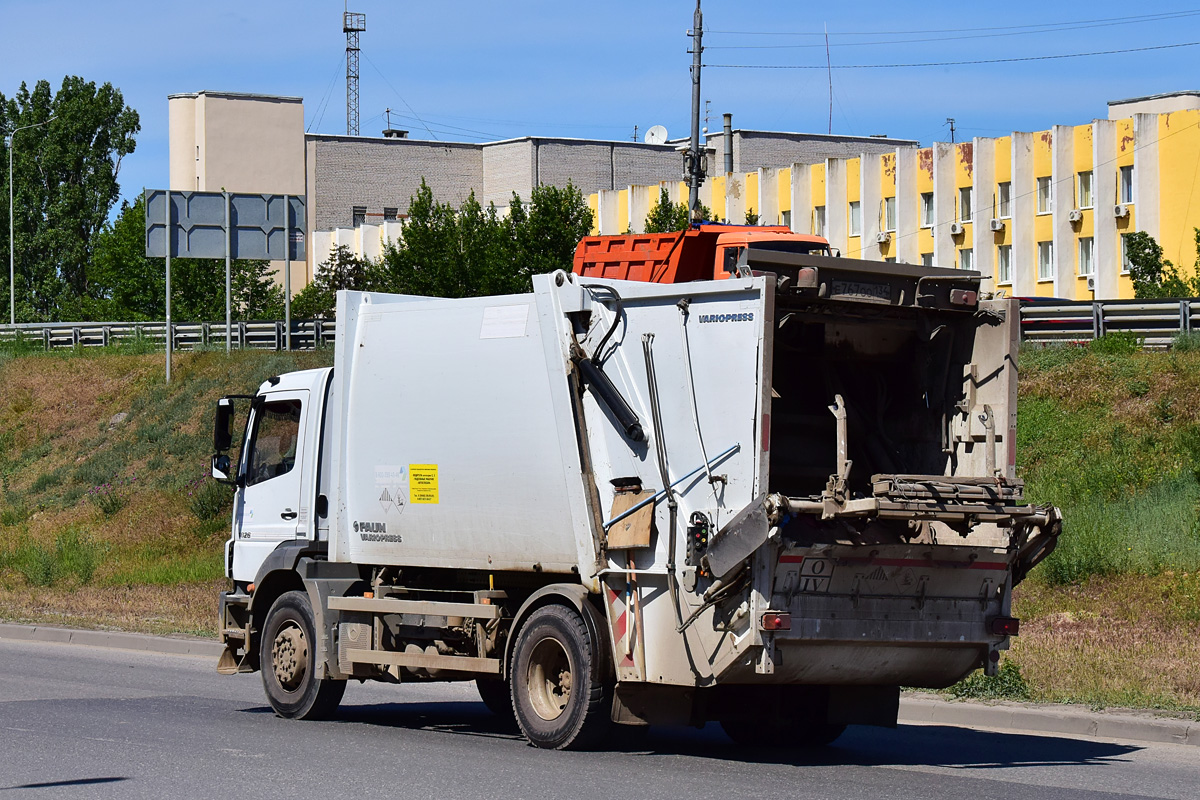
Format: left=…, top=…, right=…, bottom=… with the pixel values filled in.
left=6, top=114, right=56, bottom=325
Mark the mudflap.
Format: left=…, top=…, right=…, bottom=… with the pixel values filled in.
left=216, top=590, right=256, bottom=675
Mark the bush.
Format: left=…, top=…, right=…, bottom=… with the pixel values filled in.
left=85, top=477, right=135, bottom=517
left=13, top=528, right=105, bottom=587
left=946, top=660, right=1031, bottom=701
left=1172, top=331, right=1200, bottom=352
left=1090, top=331, right=1141, bottom=355
left=184, top=475, right=233, bottom=521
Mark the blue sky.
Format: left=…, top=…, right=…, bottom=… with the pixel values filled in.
left=3, top=1, right=1199, bottom=209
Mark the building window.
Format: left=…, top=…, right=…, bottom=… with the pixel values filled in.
left=960, top=248, right=974, bottom=272
left=1078, top=237, right=1094, bottom=277
left=884, top=257, right=897, bottom=263
left=921, top=252, right=934, bottom=266
left=1037, top=241, right=1054, bottom=281
left=1078, top=171, right=1093, bottom=209
left=848, top=201, right=862, bottom=237
left=352, top=206, right=367, bottom=227
left=997, top=181, right=1011, bottom=219
left=884, top=196, right=897, bottom=231
left=781, top=209, right=792, bottom=228
left=814, top=206, right=827, bottom=238
left=997, top=245, right=1012, bottom=284
left=1037, top=177, right=1053, bottom=215
left=1120, top=165, right=1135, bottom=204
left=1121, top=233, right=1132, bottom=274
left=959, top=187, right=973, bottom=222
left=383, top=207, right=398, bottom=221
left=920, top=193, right=934, bottom=227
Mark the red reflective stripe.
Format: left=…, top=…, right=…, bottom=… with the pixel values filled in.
left=761, top=412, right=771, bottom=453
left=779, top=555, right=805, bottom=563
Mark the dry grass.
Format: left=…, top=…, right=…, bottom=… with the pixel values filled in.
left=1010, top=572, right=1200, bottom=712
left=0, top=580, right=221, bottom=637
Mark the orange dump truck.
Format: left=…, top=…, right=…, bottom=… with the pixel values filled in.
left=573, top=224, right=832, bottom=283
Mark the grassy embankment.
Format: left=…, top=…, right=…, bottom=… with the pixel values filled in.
left=0, top=341, right=332, bottom=635
left=0, top=335, right=1198, bottom=714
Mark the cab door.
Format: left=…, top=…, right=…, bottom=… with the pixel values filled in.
left=231, top=390, right=310, bottom=582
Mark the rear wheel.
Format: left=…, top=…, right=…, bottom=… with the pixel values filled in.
left=720, top=717, right=846, bottom=748
left=511, top=604, right=611, bottom=750
left=260, top=590, right=346, bottom=720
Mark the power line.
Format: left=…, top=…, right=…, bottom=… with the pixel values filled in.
left=706, top=9, right=1200, bottom=37
left=705, top=12, right=1200, bottom=49
left=362, top=52, right=439, bottom=140
left=308, top=51, right=346, bottom=133
left=706, top=40, right=1200, bottom=70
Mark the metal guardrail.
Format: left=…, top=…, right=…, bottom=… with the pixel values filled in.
left=1, top=300, right=1196, bottom=353
left=0, top=320, right=336, bottom=351
left=1019, top=299, right=1197, bottom=349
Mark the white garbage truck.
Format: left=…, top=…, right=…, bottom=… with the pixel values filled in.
left=212, top=251, right=1060, bottom=749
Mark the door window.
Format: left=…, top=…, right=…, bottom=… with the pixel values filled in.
left=247, top=399, right=303, bottom=486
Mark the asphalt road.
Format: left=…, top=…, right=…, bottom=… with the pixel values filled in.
left=0, top=638, right=1197, bottom=800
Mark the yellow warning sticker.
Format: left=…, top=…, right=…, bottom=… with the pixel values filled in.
left=409, top=464, right=439, bottom=504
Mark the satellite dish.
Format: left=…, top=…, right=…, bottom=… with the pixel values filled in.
left=644, top=125, right=668, bottom=145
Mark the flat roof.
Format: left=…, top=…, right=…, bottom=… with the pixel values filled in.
left=168, top=91, right=303, bottom=103
left=305, top=132, right=679, bottom=149
left=701, top=128, right=918, bottom=145
left=1108, top=90, right=1200, bottom=106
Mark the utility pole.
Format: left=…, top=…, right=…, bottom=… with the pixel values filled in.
left=686, top=0, right=705, bottom=219
left=946, top=117, right=956, bottom=144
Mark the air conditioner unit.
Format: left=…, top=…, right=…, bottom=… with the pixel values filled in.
left=1114, top=204, right=1130, bottom=218
left=1068, top=209, right=1084, bottom=223
left=949, top=222, right=965, bottom=236
left=989, top=218, right=1005, bottom=232
left=875, top=231, right=891, bottom=244
left=1086, top=276, right=1096, bottom=292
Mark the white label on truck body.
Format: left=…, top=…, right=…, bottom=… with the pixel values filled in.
left=479, top=304, right=530, bottom=339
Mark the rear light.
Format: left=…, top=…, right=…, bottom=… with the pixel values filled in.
left=950, top=288, right=979, bottom=306
left=989, top=616, right=1020, bottom=636
left=760, top=612, right=791, bottom=631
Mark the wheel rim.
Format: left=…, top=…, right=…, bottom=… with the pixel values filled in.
left=271, top=622, right=308, bottom=692
left=526, top=636, right=572, bottom=721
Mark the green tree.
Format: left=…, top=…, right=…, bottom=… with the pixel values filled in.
left=0, top=76, right=139, bottom=320
left=1126, top=230, right=1200, bottom=299
left=381, top=179, right=594, bottom=299
left=744, top=210, right=760, bottom=226
left=291, top=244, right=383, bottom=318
left=643, top=188, right=712, bottom=233
left=83, top=196, right=283, bottom=322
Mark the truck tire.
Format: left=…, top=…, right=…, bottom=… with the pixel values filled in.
left=720, top=718, right=846, bottom=748
left=260, top=590, right=346, bottom=720
left=511, top=604, right=611, bottom=750
left=475, top=678, right=516, bottom=725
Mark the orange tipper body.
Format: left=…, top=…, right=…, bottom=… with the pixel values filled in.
left=573, top=224, right=831, bottom=283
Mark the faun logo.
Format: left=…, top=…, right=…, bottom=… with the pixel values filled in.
left=353, top=520, right=387, bottom=533
left=698, top=311, right=754, bottom=324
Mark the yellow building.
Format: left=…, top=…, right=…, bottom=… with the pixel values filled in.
left=592, top=92, right=1200, bottom=300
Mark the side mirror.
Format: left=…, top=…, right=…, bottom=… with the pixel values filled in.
left=214, top=397, right=236, bottom=452
left=212, top=453, right=232, bottom=483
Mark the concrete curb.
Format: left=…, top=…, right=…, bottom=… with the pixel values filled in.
left=898, top=695, right=1199, bottom=747
left=1, top=622, right=1196, bottom=747
left=0, top=622, right=224, bottom=658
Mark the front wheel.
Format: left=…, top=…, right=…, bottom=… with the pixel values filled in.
left=511, top=604, right=611, bottom=750
left=260, top=590, right=346, bottom=720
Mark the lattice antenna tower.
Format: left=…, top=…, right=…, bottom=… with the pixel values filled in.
left=344, top=11, right=367, bottom=136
